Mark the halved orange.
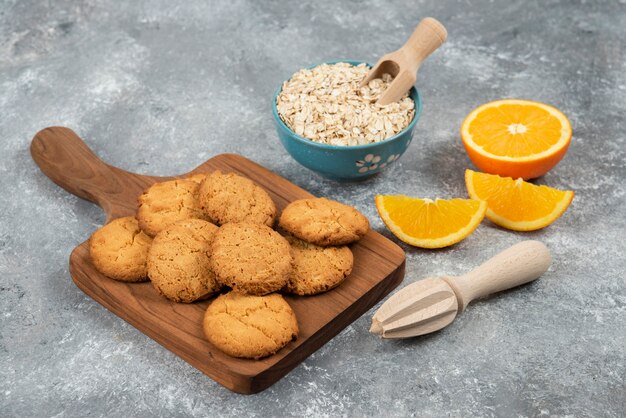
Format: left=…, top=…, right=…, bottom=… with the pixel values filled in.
left=461, top=99, right=572, bottom=179
left=465, top=169, right=574, bottom=231
left=375, top=195, right=487, bottom=248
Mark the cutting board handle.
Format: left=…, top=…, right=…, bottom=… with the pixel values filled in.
left=30, top=126, right=147, bottom=221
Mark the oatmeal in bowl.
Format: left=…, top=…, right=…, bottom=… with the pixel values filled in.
left=276, top=63, right=415, bottom=146
left=272, top=61, right=421, bottom=181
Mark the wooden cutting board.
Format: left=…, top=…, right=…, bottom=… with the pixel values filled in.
left=30, top=126, right=406, bottom=394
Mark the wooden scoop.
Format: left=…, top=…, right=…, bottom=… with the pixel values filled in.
left=360, top=17, right=447, bottom=106
left=370, top=241, right=551, bottom=339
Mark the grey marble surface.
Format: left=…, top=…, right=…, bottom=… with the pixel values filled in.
left=1, top=0, right=625, bottom=416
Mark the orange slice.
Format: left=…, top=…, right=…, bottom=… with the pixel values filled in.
left=375, top=195, right=487, bottom=248
left=461, top=99, right=572, bottom=179
left=465, top=169, right=574, bottom=231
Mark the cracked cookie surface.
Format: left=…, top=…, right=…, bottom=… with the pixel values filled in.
left=89, top=216, right=152, bottom=282
left=147, top=219, right=221, bottom=303
left=137, top=179, right=209, bottom=237
left=197, top=171, right=276, bottom=227
left=211, top=223, right=292, bottom=295
left=185, top=173, right=207, bottom=184
left=283, top=235, right=354, bottom=295
left=279, top=198, right=370, bottom=246
left=203, top=292, right=298, bottom=359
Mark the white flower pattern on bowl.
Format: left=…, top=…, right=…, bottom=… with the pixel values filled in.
left=356, top=153, right=401, bottom=173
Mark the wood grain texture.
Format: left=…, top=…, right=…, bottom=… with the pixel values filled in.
left=30, top=126, right=406, bottom=394
left=371, top=241, right=550, bottom=339
left=361, top=17, right=447, bottom=105
left=444, top=240, right=551, bottom=311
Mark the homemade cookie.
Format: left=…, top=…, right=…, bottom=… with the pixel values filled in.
left=203, top=292, right=298, bottom=359
left=283, top=235, right=354, bottom=295
left=137, top=179, right=209, bottom=237
left=211, top=223, right=292, bottom=295
left=147, top=219, right=221, bottom=303
left=279, top=198, right=370, bottom=246
left=89, top=216, right=152, bottom=282
left=197, top=171, right=276, bottom=227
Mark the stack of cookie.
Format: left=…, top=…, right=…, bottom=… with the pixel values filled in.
left=88, top=170, right=370, bottom=359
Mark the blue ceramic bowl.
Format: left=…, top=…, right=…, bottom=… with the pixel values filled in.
left=272, top=60, right=422, bottom=181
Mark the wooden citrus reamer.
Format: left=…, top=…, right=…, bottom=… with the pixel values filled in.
left=360, top=17, right=448, bottom=105
left=370, top=241, right=552, bottom=338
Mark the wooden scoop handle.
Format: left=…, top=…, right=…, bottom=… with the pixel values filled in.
left=372, top=18, right=447, bottom=105
left=443, top=241, right=551, bottom=311
left=401, top=17, right=447, bottom=73
left=30, top=127, right=151, bottom=221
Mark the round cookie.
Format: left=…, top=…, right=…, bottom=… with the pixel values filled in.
left=147, top=219, right=221, bottom=303
left=89, top=217, right=152, bottom=282
left=137, top=179, right=209, bottom=237
left=211, top=223, right=292, bottom=295
left=279, top=198, right=370, bottom=246
left=283, top=235, right=354, bottom=295
left=197, top=171, right=276, bottom=227
left=203, top=292, right=298, bottom=359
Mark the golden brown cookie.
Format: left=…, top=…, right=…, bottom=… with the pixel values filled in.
left=197, top=171, right=276, bottom=227
left=278, top=198, right=370, bottom=246
left=211, top=223, right=292, bottom=295
left=137, top=179, right=209, bottom=237
left=89, top=217, right=152, bottom=282
left=147, top=219, right=221, bottom=303
left=203, top=292, right=298, bottom=359
left=283, top=235, right=354, bottom=295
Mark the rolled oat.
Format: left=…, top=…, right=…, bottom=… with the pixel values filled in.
left=276, top=63, right=415, bottom=146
